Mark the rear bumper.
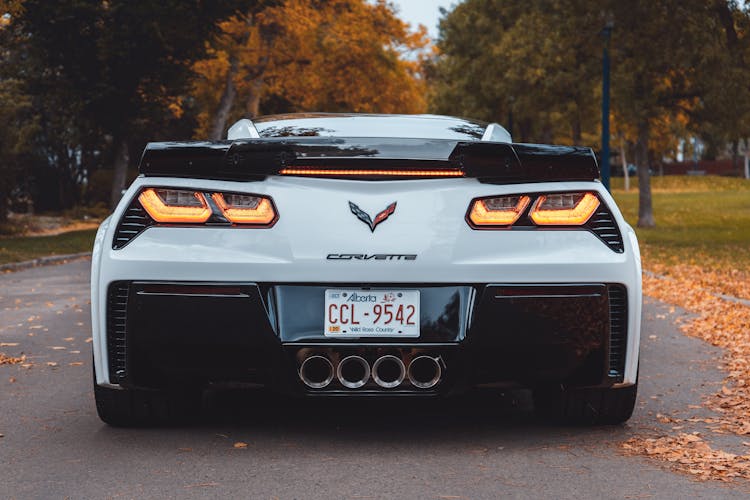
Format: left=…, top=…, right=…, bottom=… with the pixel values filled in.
left=102, top=281, right=630, bottom=396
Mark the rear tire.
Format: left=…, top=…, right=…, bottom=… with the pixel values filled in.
left=94, top=383, right=201, bottom=427
left=533, top=382, right=638, bottom=425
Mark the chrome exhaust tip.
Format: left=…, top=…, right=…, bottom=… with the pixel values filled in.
left=299, top=355, right=334, bottom=389
left=372, top=355, right=406, bottom=389
left=407, top=356, right=442, bottom=389
left=337, top=355, right=370, bottom=389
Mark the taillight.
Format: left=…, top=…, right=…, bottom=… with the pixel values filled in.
left=211, top=193, right=276, bottom=225
left=137, top=188, right=277, bottom=226
left=138, top=188, right=212, bottom=223
left=529, top=192, right=599, bottom=225
left=468, top=195, right=531, bottom=227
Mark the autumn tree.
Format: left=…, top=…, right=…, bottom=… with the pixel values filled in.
left=192, top=0, right=428, bottom=140
left=430, top=0, right=602, bottom=145
left=16, top=0, right=244, bottom=208
left=432, top=0, right=750, bottom=227
left=607, top=1, right=724, bottom=226
left=0, top=1, right=37, bottom=222
left=690, top=0, right=750, bottom=172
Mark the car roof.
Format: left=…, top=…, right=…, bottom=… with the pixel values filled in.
left=250, top=113, right=492, bottom=141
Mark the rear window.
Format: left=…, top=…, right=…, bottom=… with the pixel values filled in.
left=254, top=114, right=487, bottom=140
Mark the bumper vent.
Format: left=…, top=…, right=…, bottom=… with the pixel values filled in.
left=607, top=285, right=628, bottom=381
left=586, top=206, right=624, bottom=253
left=106, top=282, right=130, bottom=384
left=112, top=199, right=154, bottom=249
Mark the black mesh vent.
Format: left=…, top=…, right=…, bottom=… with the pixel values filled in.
left=608, top=284, right=628, bottom=381
left=586, top=205, right=624, bottom=253
left=106, top=282, right=130, bottom=384
left=112, top=198, right=153, bottom=249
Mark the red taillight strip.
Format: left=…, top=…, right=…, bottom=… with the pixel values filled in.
left=279, top=168, right=465, bottom=178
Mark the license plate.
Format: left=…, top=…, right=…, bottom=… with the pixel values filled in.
left=324, top=289, right=420, bottom=338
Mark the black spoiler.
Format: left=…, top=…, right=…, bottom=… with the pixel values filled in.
left=138, top=137, right=599, bottom=183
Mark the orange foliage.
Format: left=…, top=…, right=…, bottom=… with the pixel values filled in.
left=191, top=0, right=429, bottom=138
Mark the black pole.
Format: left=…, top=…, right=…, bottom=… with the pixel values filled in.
left=601, top=23, right=613, bottom=191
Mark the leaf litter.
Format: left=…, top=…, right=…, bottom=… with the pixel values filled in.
left=622, top=262, right=750, bottom=482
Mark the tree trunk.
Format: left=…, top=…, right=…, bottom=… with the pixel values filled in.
left=541, top=125, right=553, bottom=145
left=620, top=137, right=630, bottom=192
left=245, top=78, right=264, bottom=118
left=572, top=118, right=582, bottom=146
left=572, top=102, right=582, bottom=145
left=635, top=121, right=655, bottom=227
left=518, top=119, right=532, bottom=143
left=110, top=138, right=129, bottom=210
left=209, top=61, right=238, bottom=141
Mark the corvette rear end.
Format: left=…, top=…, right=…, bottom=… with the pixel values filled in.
left=90, top=114, right=642, bottom=426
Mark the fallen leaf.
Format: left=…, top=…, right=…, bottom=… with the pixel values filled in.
left=46, top=362, right=59, bottom=367
left=185, top=483, right=219, bottom=489
left=0, top=353, right=26, bottom=366
left=233, top=442, right=248, bottom=449
left=68, top=362, right=83, bottom=367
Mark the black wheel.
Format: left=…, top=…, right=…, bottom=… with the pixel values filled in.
left=94, top=382, right=202, bottom=427
left=533, top=382, right=638, bottom=425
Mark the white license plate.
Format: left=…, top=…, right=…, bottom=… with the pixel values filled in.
left=324, top=289, right=420, bottom=338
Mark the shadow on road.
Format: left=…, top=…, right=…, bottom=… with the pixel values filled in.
left=92, top=389, right=629, bottom=448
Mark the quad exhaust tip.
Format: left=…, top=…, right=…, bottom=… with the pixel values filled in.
left=372, top=355, right=406, bottom=388
left=299, top=355, right=334, bottom=389
left=337, top=355, right=371, bottom=389
left=301, top=353, right=443, bottom=390
left=407, top=355, right=442, bottom=389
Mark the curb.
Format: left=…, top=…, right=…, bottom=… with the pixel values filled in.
left=0, top=252, right=92, bottom=273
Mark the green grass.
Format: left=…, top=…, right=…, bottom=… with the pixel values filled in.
left=0, top=229, right=97, bottom=266
left=611, top=176, right=750, bottom=270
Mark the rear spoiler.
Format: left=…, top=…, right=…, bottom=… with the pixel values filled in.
left=138, top=137, right=599, bottom=183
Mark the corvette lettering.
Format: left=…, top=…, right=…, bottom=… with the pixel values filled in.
left=326, top=253, right=417, bottom=261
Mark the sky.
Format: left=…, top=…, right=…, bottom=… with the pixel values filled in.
left=388, top=0, right=457, bottom=40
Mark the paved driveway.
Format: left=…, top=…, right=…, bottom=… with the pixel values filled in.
left=0, top=260, right=746, bottom=498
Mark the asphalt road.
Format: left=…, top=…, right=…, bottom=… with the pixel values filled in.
left=0, top=259, right=747, bottom=499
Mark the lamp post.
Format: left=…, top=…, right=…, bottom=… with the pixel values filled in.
left=601, top=21, right=613, bottom=191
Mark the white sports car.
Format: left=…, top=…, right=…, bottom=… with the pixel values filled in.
left=90, top=113, right=642, bottom=426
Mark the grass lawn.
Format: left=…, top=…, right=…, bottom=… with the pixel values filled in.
left=611, top=175, right=750, bottom=271
left=0, top=229, right=97, bottom=266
